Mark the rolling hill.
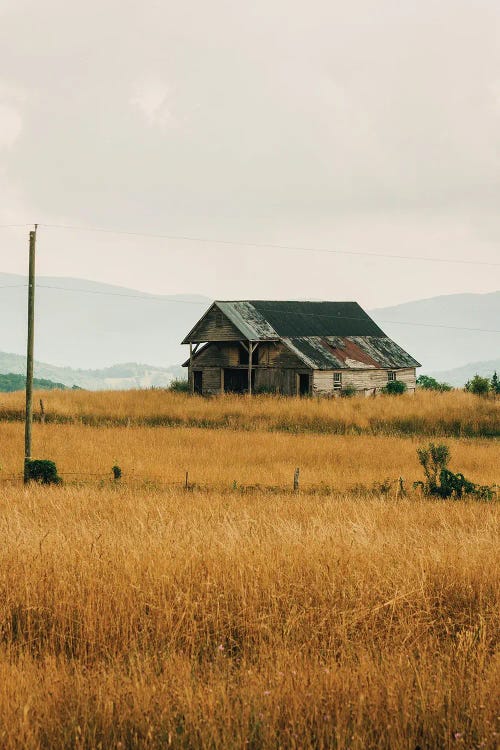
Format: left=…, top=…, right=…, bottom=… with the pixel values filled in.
left=1, top=273, right=498, bottom=377
left=0, top=351, right=183, bottom=390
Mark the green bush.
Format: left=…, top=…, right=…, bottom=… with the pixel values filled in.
left=340, top=384, right=357, bottom=398
left=414, top=442, right=494, bottom=500
left=491, top=371, right=500, bottom=395
left=416, top=375, right=452, bottom=392
left=464, top=374, right=490, bottom=395
left=25, top=459, right=62, bottom=485
left=382, top=380, right=407, bottom=395
left=169, top=378, right=190, bottom=393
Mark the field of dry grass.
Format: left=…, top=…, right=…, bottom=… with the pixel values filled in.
left=0, top=390, right=498, bottom=748
left=0, top=422, right=498, bottom=492
left=1, top=388, right=499, bottom=437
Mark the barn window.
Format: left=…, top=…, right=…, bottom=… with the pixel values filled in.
left=215, top=311, right=224, bottom=327
left=388, top=371, right=397, bottom=381
left=333, top=372, right=342, bottom=389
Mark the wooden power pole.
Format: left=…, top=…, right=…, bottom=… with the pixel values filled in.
left=24, top=224, right=37, bottom=483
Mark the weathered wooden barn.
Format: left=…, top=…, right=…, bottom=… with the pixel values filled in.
left=182, top=301, right=420, bottom=396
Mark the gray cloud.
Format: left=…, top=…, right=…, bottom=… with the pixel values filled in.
left=0, top=1, right=499, bottom=306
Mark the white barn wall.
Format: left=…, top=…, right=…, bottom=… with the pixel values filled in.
left=313, top=368, right=417, bottom=395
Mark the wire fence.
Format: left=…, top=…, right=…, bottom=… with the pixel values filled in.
left=0, top=470, right=497, bottom=499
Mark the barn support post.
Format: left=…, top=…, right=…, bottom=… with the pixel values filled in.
left=248, top=341, right=253, bottom=395
left=189, top=342, right=193, bottom=393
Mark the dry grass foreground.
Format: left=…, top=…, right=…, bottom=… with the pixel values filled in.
left=0, top=485, right=498, bottom=749
left=1, top=389, right=499, bottom=437
left=0, top=389, right=498, bottom=747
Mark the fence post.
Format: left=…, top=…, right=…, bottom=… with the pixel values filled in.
left=293, top=467, right=300, bottom=492
left=185, top=471, right=189, bottom=490
left=39, top=399, right=45, bottom=424
left=398, top=476, right=405, bottom=498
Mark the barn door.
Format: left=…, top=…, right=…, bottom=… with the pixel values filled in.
left=193, top=371, right=202, bottom=394
left=298, top=373, right=310, bottom=396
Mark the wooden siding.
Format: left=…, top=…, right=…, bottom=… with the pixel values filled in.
left=192, top=343, right=240, bottom=368
left=312, top=368, right=416, bottom=395
left=266, top=342, right=305, bottom=369
left=312, top=371, right=334, bottom=394
left=343, top=368, right=416, bottom=394
left=202, top=367, right=222, bottom=395
left=254, top=368, right=304, bottom=395
left=192, top=341, right=304, bottom=370
left=187, top=306, right=243, bottom=343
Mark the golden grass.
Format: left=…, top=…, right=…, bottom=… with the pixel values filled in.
left=0, top=422, right=498, bottom=490
left=1, top=388, right=499, bottom=437
left=0, top=391, right=498, bottom=747
left=0, top=485, right=498, bottom=749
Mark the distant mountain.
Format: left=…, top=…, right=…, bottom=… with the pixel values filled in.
left=0, top=372, right=68, bottom=392
left=1, top=273, right=498, bottom=372
left=370, top=292, right=500, bottom=372
left=0, top=273, right=209, bottom=369
left=0, top=350, right=184, bottom=390
left=427, top=358, right=500, bottom=388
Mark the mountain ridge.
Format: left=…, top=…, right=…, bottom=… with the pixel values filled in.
left=1, top=273, right=498, bottom=373
left=0, top=350, right=183, bottom=390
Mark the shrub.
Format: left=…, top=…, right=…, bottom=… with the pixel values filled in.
left=112, top=465, right=122, bottom=480
left=414, top=442, right=494, bottom=500
left=340, top=384, right=356, bottom=398
left=168, top=378, right=190, bottom=393
left=465, top=375, right=490, bottom=395
left=416, top=375, right=452, bottom=392
left=382, top=380, right=407, bottom=395
left=491, top=371, right=500, bottom=395
left=25, top=459, right=62, bottom=485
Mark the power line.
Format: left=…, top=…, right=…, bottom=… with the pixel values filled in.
left=37, top=284, right=205, bottom=304
left=38, top=222, right=500, bottom=268
left=29, top=283, right=500, bottom=334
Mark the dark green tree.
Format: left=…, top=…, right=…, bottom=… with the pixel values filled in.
left=465, top=374, right=490, bottom=395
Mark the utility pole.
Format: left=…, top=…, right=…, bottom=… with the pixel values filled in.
left=24, top=224, right=37, bottom=483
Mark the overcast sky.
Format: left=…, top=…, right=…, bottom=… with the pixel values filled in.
left=0, top=0, right=499, bottom=308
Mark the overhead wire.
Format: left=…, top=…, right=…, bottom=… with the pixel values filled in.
left=2, top=223, right=498, bottom=334
left=2, top=282, right=497, bottom=335
left=35, top=222, right=500, bottom=268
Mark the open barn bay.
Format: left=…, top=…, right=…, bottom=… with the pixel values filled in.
left=0, top=391, right=498, bottom=749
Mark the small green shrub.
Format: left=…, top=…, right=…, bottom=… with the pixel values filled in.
left=416, top=375, right=452, bottom=392
left=340, top=384, right=356, bottom=398
left=112, top=465, right=122, bottom=480
left=491, top=371, right=500, bottom=395
left=465, top=374, right=490, bottom=395
left=382, top=380, right=407, bottom=395
left=25, top=459, right=62, bottom=485
left=169, top=378, right=190, bottom=393
left=414, top=442, right=494, bottom=500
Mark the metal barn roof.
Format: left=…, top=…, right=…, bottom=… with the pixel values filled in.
left=215, top=300, right=386, bottom=339
left=182, top=300, right=421, bottom=369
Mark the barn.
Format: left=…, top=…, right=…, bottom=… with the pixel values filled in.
left=182, top=301, right=420, bottom=396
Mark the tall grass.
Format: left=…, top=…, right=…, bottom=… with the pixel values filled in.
left=0, top=485, right=498, bottom=749
left=0, top=422, right=498, bottom=488
left=0, top=392, right=497, bottom=747
left=1, top=388, right=498, bottom=437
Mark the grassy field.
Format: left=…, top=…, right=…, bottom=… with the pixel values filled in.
left=1, top=388, right=499, bottom=437
left=0, top=390, right=498, bottom=748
